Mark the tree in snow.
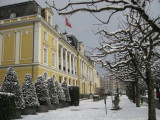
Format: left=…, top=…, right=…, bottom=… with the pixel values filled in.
left=61, top=80, right=71, bottom=103
left=47, top=77, right=59, bottom=104
left=49, top=1, right=160, bottom=119
left=0, top=67, right=25, bottom=109
left=35, top=76, right=51, bottom=105
left=91, top=10, right=159, bottom=120
left=55, top=81, right=66, bottom=103
left=152, top=59, right=160, bottom=97
left=22, top=74, right=39, bottom=108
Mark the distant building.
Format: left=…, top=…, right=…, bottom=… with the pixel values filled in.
left=0, top=1, right=100, bottom=95
left=100, top=75, right=123, bottom=94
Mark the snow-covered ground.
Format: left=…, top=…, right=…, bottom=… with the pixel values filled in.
left=17, top=95, right=160, bottom=120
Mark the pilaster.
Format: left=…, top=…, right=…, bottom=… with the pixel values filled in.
left=0, top=32, right=2, bottom=65
left=15, top=30, right=20, bottom=64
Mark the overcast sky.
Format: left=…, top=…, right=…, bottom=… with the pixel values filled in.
left=0, top=0, right=160, bottom=76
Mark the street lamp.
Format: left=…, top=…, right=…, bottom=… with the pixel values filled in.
left=90, top=81, right=92, bottom=95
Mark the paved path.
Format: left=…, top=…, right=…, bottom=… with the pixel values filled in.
left=16, top=95, right=160, bottom=120
left=142, top=96, right=160, bottom=109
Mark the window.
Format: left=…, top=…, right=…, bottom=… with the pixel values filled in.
left=43, top=47, right=48, bottom=64
left=52, top=38, right=55, bottom=46
left=59, top=76, right=62, bottom=83
left=52, top=75, right=56, bottom=80
left=52, top=52, right=55, bottom=67
left=48, top=16, right=51, bottom=25
left=43, top=72, right=48, bottom=80
left=9, top=12, right=16, bottom=18
left=44, top=31, right=47, bottom=41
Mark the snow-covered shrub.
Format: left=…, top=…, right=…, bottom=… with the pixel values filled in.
left=0, top=67, right=25, bottom=109
left=22, top=74, right=39, bottom=108
left=0, top=92, right=16, bottom=120
left=35, top=75, right=51, bottom=105
left=47, top=78, right=59, bottom=104
left=61, top=80, right=71, bottom=102
left=55, top=81, right=66, bottom=103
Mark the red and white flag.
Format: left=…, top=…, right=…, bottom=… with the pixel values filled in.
left=65, top=17, right=72, bottom=28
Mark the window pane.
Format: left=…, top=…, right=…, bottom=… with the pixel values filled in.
left=48, top=16, right=51, bottom=25
left=44, top=31, right=47, bottom=40
left=43, top=72, right=48, bottom=80
left=52, top=52, right=55, bottom=67
left=44, top=48, right=47, bottom=64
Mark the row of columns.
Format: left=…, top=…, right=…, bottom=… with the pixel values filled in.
left=59, top=45, right=77, bottom=75
left=60, top=75, right=78, bottom=86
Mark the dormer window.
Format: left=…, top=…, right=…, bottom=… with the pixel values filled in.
left=44, top=31, right=47, bottom=41
left=9, top=12, right=16, bottom=18
left=48, top=16, right=51, bottom=25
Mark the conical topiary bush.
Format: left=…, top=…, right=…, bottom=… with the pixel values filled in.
left=47, top=78, right=59, bottom=104
left=47, top=77, right=59, bottom=110
left=55, top=81, right=66, bottom=108
left=35, top=75, right=51, bottom=112
left=0, top=67, right=25, bottom=118
left=22, top=74, right=39, bottom=115
left=61, top=80, right=71, bottom=106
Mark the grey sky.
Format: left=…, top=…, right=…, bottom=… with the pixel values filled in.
left=0, top=0, right=159, bottom=76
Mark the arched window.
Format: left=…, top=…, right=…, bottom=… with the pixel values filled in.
left=43, top=72, right=48, bottom=80
left=52, top=74, right=56, bottom=81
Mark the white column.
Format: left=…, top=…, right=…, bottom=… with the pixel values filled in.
left=15, top=30, right=20, bottom=64
left=65, top=50, right=68, bottom=72
left=69, top=53, right=71, bottom=74
left=34, top=22, right=41, bottom=63
left=67, top=78, right=69, bottom=85
left=73, top=56, right=75, bottom=75
left=0, top=32, right=2, bottom=65
left=61, top=46, right=63, bottom=70
left=80, top=60, right=82, bottom=77
left=57, top=41, right=59, bottom=69
left=75, top=57, right=77, bottom=75
left=62, top=76, right=64, bottom=82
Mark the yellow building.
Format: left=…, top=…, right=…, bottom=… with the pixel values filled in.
left=0, top=1, right=100, bottom=96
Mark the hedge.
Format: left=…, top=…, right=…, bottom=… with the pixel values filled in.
left=0, top=92, right=16, bottom=120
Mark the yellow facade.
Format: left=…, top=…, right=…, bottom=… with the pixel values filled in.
left=0, top=1, right=100, bottom=96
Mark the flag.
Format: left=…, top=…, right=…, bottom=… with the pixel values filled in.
left=65, top=17, right=72, bottom=28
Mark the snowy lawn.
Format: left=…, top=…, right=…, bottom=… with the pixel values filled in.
left=17, top=95, right=160, bottom=120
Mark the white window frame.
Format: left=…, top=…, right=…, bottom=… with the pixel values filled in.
left=52, top=51, right=56, bottom=67
left=44, top=31, right=47, bottom=41
left=43, top=45, right=48, bottom=65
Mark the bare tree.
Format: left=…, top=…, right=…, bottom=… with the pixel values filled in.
left=49, top=0, right=160, bottom=33
left=90, top=10, right=159, bottom=120
left=49, top=1, right=160, bottom=120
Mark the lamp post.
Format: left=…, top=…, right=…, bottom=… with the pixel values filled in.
left=90, top=81, right=92, bottom=95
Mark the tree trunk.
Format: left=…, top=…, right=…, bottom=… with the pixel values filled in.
left=132, top=82, right=136, bottom=103
left=147, top=81, right=156, bottom=120
left=135, top=78, right=140, bottom=107
left=147, top=64, right=156, bottom=120
left=156, top=87, right=159, bottom=98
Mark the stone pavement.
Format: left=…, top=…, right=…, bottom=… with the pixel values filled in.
left=142, top=96, right=160, bottom=109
